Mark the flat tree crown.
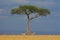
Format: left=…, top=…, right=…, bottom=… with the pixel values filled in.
left=11, top=5, right=50, bottom=20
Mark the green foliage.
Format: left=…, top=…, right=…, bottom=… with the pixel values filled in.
left=38, top=8, right=50, bottom=16
left=11, top=5, right=50, bottom=20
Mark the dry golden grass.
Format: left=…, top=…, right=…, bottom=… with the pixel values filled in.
left=0, top=35, right=60, bottom=40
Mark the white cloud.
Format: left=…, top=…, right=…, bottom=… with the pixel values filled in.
left=0, top=16, right=8, bottom=18
left=0, top=0, right=30, bottom=6
left=52, top=12, right=60, bottom=16
left=0, top=9, right=4, bottom=14
left=0, top=9, right=7, bottom=15
left=16, top=0, right=55, bottom=6
left=39, top=1, right=54, bottom=6
left=10, top=0, right=30, bottom=4
left=2, top=0, right=60, bottom=7
left=31, top=1, right=56, bottom=7
left=29, top=0, right=60, bottom=7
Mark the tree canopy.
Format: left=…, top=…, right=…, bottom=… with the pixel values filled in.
left=11, top=5, right=50, bottom=20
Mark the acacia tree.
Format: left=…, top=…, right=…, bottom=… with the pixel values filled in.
left=11, top=5, right=50, bottom=35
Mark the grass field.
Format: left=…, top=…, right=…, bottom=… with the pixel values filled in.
left=0, top=35, right=60, bottom=40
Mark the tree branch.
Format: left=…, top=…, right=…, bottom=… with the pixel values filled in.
left=30, top=15, right=39, bottom=20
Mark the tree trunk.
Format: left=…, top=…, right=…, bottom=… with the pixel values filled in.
left=27, top=15, right=30, bottom=35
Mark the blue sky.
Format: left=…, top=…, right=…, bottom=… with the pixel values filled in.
left=0, top=0, right=60, bottom=34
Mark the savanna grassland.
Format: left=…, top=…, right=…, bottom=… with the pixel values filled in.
left=0, top=35, right=60, bottom=40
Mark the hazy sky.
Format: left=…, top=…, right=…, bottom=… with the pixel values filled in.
left=0, top=0, right=60, bottom=34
